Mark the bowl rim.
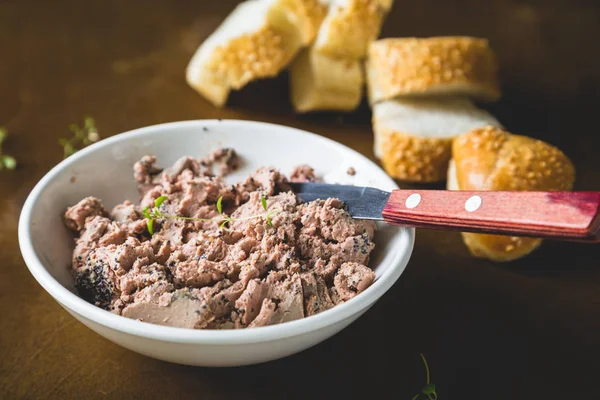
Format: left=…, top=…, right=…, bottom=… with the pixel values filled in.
left=18, top=119, right=415, bottom=345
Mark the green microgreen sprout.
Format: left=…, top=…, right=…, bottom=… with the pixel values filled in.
left=412, top=353, right=438, bottom=400
left=142, top=194, right=278, bottom=235
left=260, top=195, right=276, bottom=226
left=216, top=196, right=223, bottom=214
left=59, top=116, right=100, bottom=159
left=0, top=128, right=17, bottom=170
left=261, top=196, right=267, bottom=211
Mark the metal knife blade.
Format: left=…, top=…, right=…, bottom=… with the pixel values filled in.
left=289, top=182, right=390, bottom=220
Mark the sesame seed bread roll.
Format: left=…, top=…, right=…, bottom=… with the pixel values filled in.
left=313, top=0, right=394, bottom=59
left=289, top=47, right=364, bottom=112
left=263, top=0, right=328, bottom=45
left=366, top=37, right=501, bottom=105
left=448, top=126, right=576, bottom=262
left=186, top=0, right=306, bottom=107
left=372, top=97, right=501, bottom=182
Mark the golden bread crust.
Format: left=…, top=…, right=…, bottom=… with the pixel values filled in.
left=367, top=37, right=501, bottom=103
left=207, top=26, right=299, bottom=90
left=451, top=126, right=576, bottom=262
left=452, top=126, right=575, bottom=191
left=315, top=0, right=392, bottom=59
left=377, top=127, right=452, bottom=182
left=461, top=233, right=542, bottom=262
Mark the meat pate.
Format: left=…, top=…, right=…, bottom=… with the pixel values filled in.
left=64, top=149, right=377, bottom=329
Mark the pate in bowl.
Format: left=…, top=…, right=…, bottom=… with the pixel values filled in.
left=18, top=120, right=414, bottom=366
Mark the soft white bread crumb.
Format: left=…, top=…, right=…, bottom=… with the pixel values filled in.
left=289, top=47, right=364, bottom=112
left=372, top=97, right=501, bottom=182
left=448, top=126, right=576, bottom=262
left=367, top=37, right=501, bottom=104
left=186, top=1, right=304, bottom=107
left=313, top=0, right=394, bottom=59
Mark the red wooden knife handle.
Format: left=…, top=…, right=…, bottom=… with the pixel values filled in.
left=382, top=190, right=600, bottom=242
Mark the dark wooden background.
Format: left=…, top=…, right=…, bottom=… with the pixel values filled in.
left=1, top=1, right=599, bottom=398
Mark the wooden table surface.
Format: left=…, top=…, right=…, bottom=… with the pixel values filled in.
left=1, top=1, right=599, bottom=399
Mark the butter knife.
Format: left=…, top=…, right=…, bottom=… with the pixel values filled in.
left=290, top=182, right=600, bottom=242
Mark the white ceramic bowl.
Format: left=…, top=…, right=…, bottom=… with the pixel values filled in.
left=18, top=120, right=414, bottom=367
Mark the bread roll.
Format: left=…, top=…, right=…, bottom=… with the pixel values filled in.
left=366, top=37, right=501, bottom=105
left=448, top=126, right=576, bottom=262
left=186, top=1, right=306, bottom=107
left=313, top=0, right=394, bottom=59
left=372, top=97, right=501, bottom=182
left=289, top=47, right=364, bottom=112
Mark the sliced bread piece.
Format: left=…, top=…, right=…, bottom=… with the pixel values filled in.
left=448, top=126, right=576, bottom=262
left=289, top=47, right=364, bottom=112
left=263, top=0, right=328, bottom=45
left=313, top=0, right=394, bottom=59
left=372, top=97, right=501, bottom=182
left=367, top=37, right=501, bottom=105
left=186, top=1, right=305, bottom=107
